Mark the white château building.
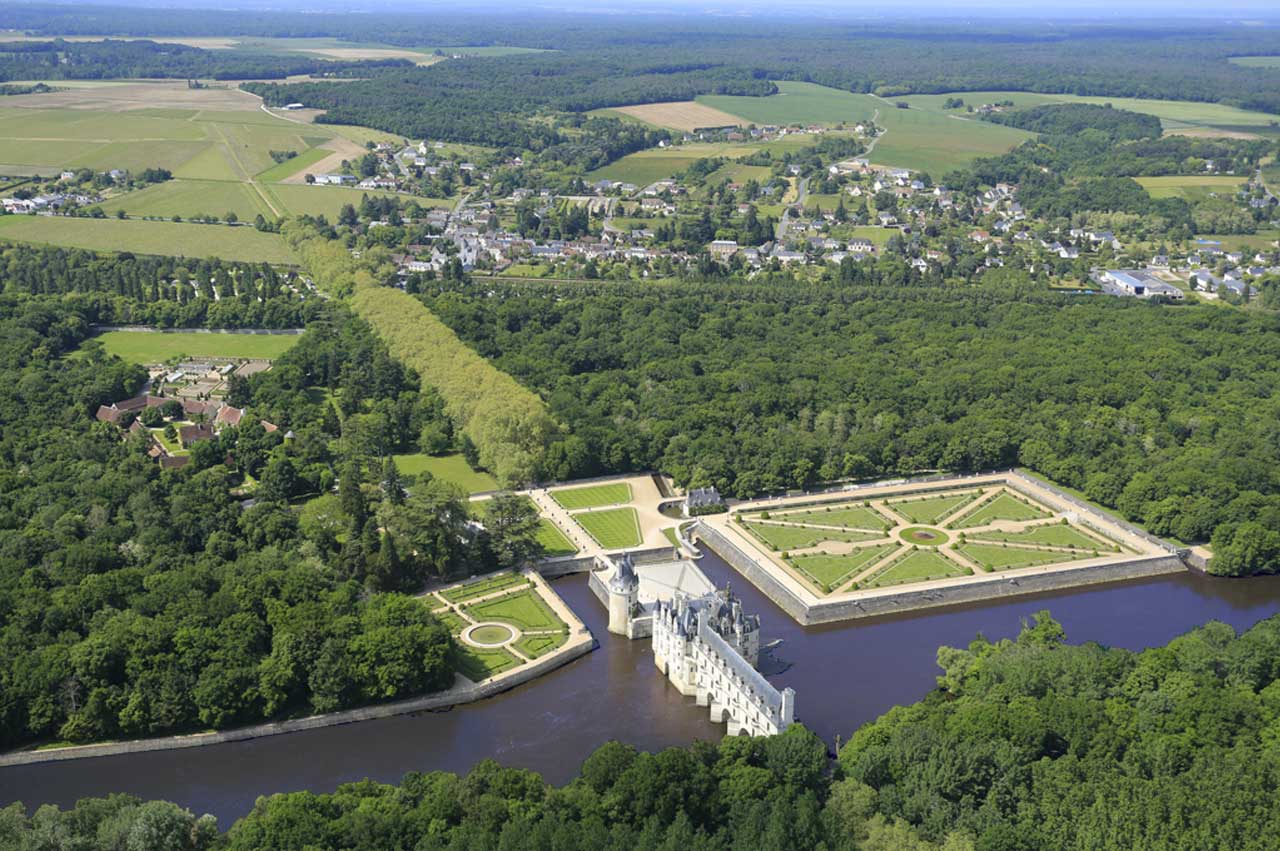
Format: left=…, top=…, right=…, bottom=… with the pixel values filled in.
left=599, top=553, right=795, bottom=737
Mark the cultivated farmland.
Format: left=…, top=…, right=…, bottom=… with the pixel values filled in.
left=606, top=101, right=745, bottom=132
left=0, top=215, right=298, bottom=263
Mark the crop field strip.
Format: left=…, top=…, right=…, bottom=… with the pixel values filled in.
left=0, top=215, right=298, bottom=264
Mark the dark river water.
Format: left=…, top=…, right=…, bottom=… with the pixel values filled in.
left=5, top=549, right=1280, bottom=827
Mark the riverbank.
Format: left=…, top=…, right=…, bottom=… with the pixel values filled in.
left=0, top=571, right=594, bottom=769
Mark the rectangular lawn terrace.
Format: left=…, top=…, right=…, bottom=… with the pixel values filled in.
left=742, top=521, right=884, bottom=551
left=862, top=550, right=970, bottom=589
left=463, top=588, right=567, bottom=633
left=551, top=481, right=632, bottom=510
left=573, top=507, right=643, bottom=550
left=787, top=544, right=897, bottom=593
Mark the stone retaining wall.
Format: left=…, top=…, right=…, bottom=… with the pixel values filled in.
left=695, top=524, right=810, bottom=623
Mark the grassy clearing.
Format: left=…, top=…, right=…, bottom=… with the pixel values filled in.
left=513, top=631, right=568, bottom=659
left=390, top=453, right=497, bottom=494
left=1135, top=175, right=1248, bottom=201
left=771, top=504, right=887, bottom=530
left=551, top=481, right=632, bottom=510
left=536, top=519, right=578, bottom=557
left=574, top=507, right=643, bottom=550
left=464, top=588, right=567, bottom=632
left=886, top=492, right=981, bottom=525
left=787, top=544, right=897, bottom=593
left=0, top=215, right=297, bottom=263
left=951, top=492, right=1051, bottom=528
left=958, top=542, right=1081, bottom=571
left=968, top=523, right=1118, bottom=551
left=439, top=571, right=530, bottom=604
left=88, top=330, right=299, bottom=362
left=742, top=521, right=884, bottom=551
left=863, top=550, right=969, bottom=588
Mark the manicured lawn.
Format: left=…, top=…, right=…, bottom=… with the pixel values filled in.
left=862, top=550, right=969, bottom=588
left=743, top=521, right=883, bottom=551
left=439, top=571, right=529, bottom=604
left=958, top=542, right=1080, bottom=571
left=469, top=624, right=514, bottom=644
left=788, top=544, right=897, bottom=593
left=551, top=481, right=632, bottom=510
left=514, top=632, right=568, bottom=659
left=886, top=492, right=981, bottom=525
left=464, top=588, right=567, bottom=632
left=452, top=645, right=520, bottom=681
left=536, top=519, right=578, bottom=557
left=573, top=507, right=643, bottom=550
left=0, top=215, right=297, bottom=263
left=391, top=453, right=498, bottom=494
left=969, top=523, right=1117, bottom=551
left=772, top=504, right=887, bottom=530
left=951, top=492, right=1051, bottom=528
left=88, top=330, right=300, bottom=362
left=433, top=609, right=468, bottom=632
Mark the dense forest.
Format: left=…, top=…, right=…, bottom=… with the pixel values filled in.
left=414, top=279, right=1280, bottom=575
left=0, top=293, right=542, bottom=750
left=7, top=612, right=1280, bottom=849
left=0, top=38, right=407, bottom=82
left=0, top=244, right=323, bottom=328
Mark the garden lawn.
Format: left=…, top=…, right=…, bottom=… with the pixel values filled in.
left=88, top=330, right=299, bottom=362
left=885, top=492, right=981, bottom=525
left=452, top=645, right=520, bottom=681
left=464, top=588, right=567, bottom=632
left=536, top=519, right=578, bottom=557
left=551, top=481, right=632, bottom=510
left=773, top=504, right=887, bottom=530
left=514, top=632, right=568, bottom=659
left=951, top=492, right=1051, bottom=528
left=439, top=571, right=529, bottom=604
left=969, top=523, right=1116, bottom=551
left=573, top=507, right=642, bottom=549
left=788, top=544, right=898, bottom=593
left=863, top=550, right=969, bottom=588
left=0, top=215, right=297, bottom=263
left=743, top=521, right=883, bottom=551
left=391, top=453, right=497, bottom=494
left=958, top=542, right=1080, bottom=571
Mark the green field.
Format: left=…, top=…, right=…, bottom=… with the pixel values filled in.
left=464, top=588, right=567, bottom=632
left=469, top=624, right=514, bottom=644
left=1227, top=56, right=1280, bottom=69
left=698, top=82, right=1033, bottom=174
left=452, top=645, right=520, bottom=681
left=439, top=571, right=530, bottom=604
left=951, top=492, right=1051, bottom=528
left=970, top=523, right=1115, bottom=551
left=957, top=542, right=1080, bottom=571
left=885, top=492, right=981, bottom=525
left=102, top=179, right=275, bottom=221
left=254, top=147, right=331, bottom=182
left=743, top=521, right=884, bottom=551
left=513, top=631, right=568, bottom=659
left=772, top=504, right=887, bottom=530
left=391, top=453, right=498, bottom=494
left=433, top=608, right=468, bottom=633
left=899, top=90, right=1280, bottom=137
left=265, top=184, right=450, bottom=219
left=864, top=550, right=969, bottom=588
left=1191, top=231, right=1280, bottom=252
left=573, top=507, right=642, bottom=550
left=88, top=330, right=300, bottom=362
left=587, top=137, right=816, bottom=184
left=0, top=215, right=297, bottom=263
left=536, top=519, right=578, bottom=557
left=788, top=544, right=897, bottom=593
left=1135, top=175, right=1248, bottom=201
left=551, top=481, right=632, bottom=510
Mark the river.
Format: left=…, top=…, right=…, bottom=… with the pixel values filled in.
left=4, top=549, right=1280, bottom=827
